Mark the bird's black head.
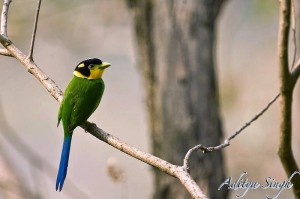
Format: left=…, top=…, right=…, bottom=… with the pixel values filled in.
left=73, top=58, right=111, bottom=79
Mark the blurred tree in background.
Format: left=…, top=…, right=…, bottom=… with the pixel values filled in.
left=127, top=1, right=227, bottom=198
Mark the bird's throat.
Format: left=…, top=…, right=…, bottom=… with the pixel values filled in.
left=89, top=69, right=104, bottom=79
left=73, top=69, right=104, bottom=80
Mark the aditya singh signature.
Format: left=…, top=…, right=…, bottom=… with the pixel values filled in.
left=218, top=171, right=300, bottom=199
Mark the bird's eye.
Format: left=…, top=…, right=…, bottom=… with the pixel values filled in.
left=88, top=64, right=94, bottom=69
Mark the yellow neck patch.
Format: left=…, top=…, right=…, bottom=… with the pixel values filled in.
left=73, top=69, right=104, bottom=80
left=89, top=69, right=104, bottom=79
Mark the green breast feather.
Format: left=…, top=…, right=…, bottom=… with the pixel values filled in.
left=57, top=76, right=105, bottom=132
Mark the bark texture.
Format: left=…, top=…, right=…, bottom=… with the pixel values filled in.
left=127, top=1, right=228, bottom=198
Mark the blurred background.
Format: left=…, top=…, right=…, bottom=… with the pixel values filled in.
left=0, top=0, right=300, bottom=198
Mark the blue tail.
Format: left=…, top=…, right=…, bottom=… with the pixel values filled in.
left=56, top=134, right=72, bottom=191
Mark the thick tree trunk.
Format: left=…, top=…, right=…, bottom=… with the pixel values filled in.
left=127, top=1, right=228, bottom=198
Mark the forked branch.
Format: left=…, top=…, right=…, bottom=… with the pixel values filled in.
left=0, top=48, right=11, bottom=56
left=277, top=0, right=300, bottom=197
left=183, top=93, right=280, bottom=171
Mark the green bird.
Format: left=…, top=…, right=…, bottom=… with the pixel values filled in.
left=56, top=58, right=110, bottom=191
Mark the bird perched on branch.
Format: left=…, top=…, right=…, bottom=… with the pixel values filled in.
left=56, top=58, right=110, bottom=191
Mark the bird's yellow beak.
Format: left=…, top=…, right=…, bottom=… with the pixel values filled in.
left=101, top=62, right=111, bottom=69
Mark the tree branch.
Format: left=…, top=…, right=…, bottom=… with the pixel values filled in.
left=80, top=122, right=208, bottom=199
left=290, top=0, right=297, bottom=69
left=0, top=0, right=10, bottom=37
left=183, top=144, right=207, bottom=172
left=183, top=92, right=280, bottom=169
left=278, top=0, right=300, bottom=198
left=0, top=48, right=11, bottom=56
left=28, top=0, right=42, bottom=61
left=1, top=41, right=63, bottom=102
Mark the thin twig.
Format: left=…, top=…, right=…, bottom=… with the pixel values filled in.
left=28, top=0, right=42, bottom=61
left=225, top=93, right=280, bottom=142
left=0, top=0, right=11, bottom=47
left=291, top=0, right=297, bottom=69
left=183, top=93, right=280, bottom=168
left=0, top=34, right=10, bottom=46
left=183, top=145, right=206, bottom=172
left=213, top=93, right=279, bottom=150
left=0, top=0, right=11, bottom=37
